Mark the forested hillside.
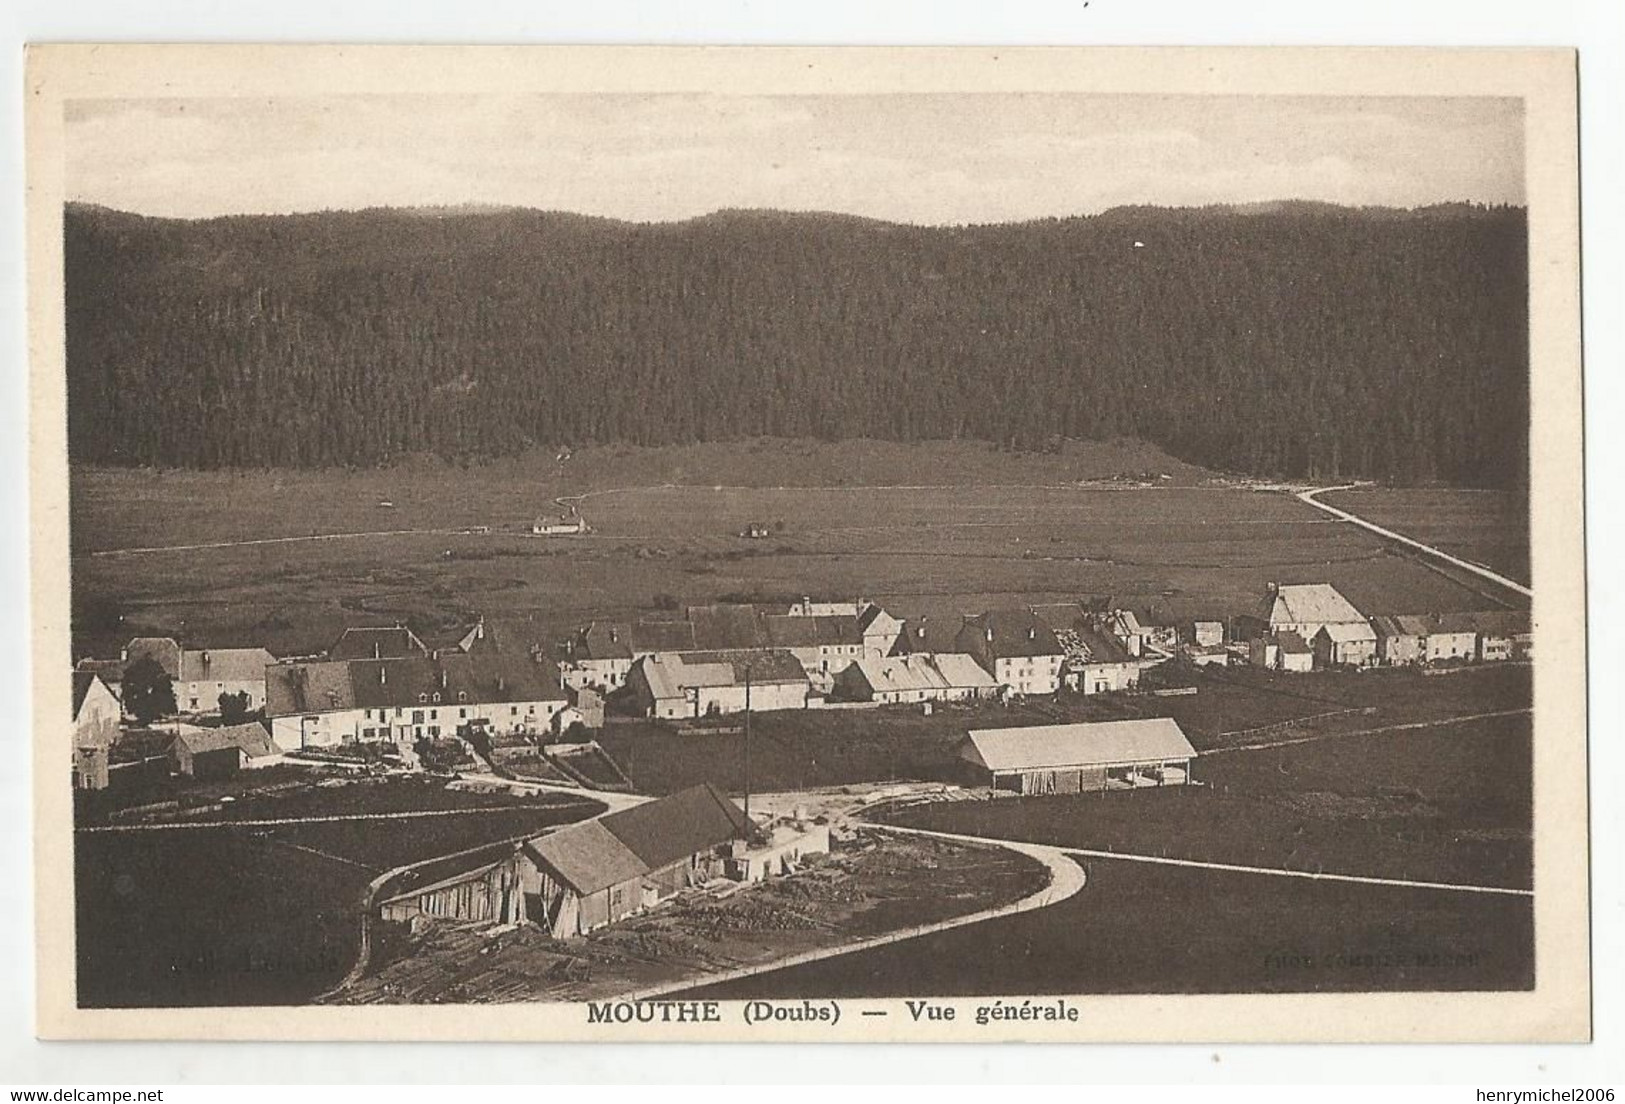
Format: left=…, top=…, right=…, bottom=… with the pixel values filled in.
left=64, top=202, right=1528, bottom=487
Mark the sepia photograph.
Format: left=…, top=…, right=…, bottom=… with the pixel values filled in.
left=25, top=44, right=1588, bottom=1044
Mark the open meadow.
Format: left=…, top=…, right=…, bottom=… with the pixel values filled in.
left=70, top=442, right=1527, bottom=661
left=75, top=788, right=602, bottom=1008
left=1321, top=487, right=1529, bottom=586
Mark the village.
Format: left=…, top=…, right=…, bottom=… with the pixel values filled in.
left=68, top=517, right=1534, bottom=1003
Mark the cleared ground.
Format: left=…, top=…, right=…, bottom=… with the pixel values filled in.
left=881, top=712, right=1532, bottom=890
left=333, top=830, right=1049, bottom=1004
left=71, top=445, right=1526, bottom=661
left=599, top=664, right=1531, bottom=797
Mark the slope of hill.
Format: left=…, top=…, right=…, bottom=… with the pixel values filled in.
left=64, top=202, right=1528, bottom=487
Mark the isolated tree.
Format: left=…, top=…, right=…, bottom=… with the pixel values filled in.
left=121, top=657, right=176, bottom=724
left=217, top=690, right=252, bottom=724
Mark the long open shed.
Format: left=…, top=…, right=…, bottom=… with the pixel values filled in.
left=960, top=718, right=1198, bottom=795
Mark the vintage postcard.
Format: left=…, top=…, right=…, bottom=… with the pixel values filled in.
left=26, top=45, right=1587, bottom=1042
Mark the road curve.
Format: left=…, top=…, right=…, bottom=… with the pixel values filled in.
left=1296, top=484, right=1532, bottom=598
left=623, top=824, right=1086, bottom=1001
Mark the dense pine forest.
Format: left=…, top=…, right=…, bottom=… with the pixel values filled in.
left=64, top=202, right=1528, bottom=487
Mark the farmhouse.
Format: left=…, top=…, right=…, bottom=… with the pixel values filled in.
left=176, top=646, right=277, bottom=714
left=1471, top=610, right=1533, bottom=662
left=855, top=603, right=905, bottom=657
left=957, top=609, right=1066, bottom=696
left=762, top=613, right=864, bottom=692
left=329, top=624, right=429, bottom=661
left=1312, top=622, right=1378, bottom=668
left=1421, top=613, right=1480, bottom=664
left=1191, top=620, right=1226, bottom=648
left=960, top=718, right=1198, bottom=794
left=520, top=783, right=750, bottom=938
left=832, top=653, right=999, bottom=704
left=1246, top=583, right=1370, bottom=645
left=889, top=616, right=965, bottom=658
left=625, top=650, right=810, bottom=720
left=73, top=657, right=125, bottom=699
left=1371, top=614, right=1430, bottom=665
left=71, top=671, right=121, bottom=791
left=1033, top=604, right=1152, bottom=695
left=1099, top=606, right=1180, bottom=657
left=265, top=652, right=568, bottom=750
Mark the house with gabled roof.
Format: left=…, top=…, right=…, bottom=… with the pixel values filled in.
left=329, top=624, right=429, bottom=661
left=626, top=649, right=810, bottom=720
left=832, top=653, right=999, bottom=704
left=265, top=649, right=569, bottom=751
left=957, top=609, right=1067, bottom=696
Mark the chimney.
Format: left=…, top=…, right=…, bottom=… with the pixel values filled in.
left=497, top=675, right=506, bottom=693
left=379, top=665, right=387, bottom=686
left=440, top=668, right=448, bottom=689
left=1027, top=628, right=1036, bottom=641
left=476, top=616, right=485, bottom=640
left=201, top=650, right=211, bottom=668
left=610, top=627, right=619, bottom=643
left=373, top=641, right=381, bottom=659
left=985, top=627, right=994, bottom=643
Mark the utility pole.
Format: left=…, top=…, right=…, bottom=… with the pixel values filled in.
left=742, top=665, right=752, bottom=829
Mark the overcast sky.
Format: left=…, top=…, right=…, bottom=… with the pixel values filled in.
left=65, top=93, right=1524, bottom=224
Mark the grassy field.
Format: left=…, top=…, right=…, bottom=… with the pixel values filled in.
left=70, top=443, right=1526, bottom=661
left=686, top=859, right=1533, bottom=999
left=599, top=664, right=1530, bottom=797
left=75, top=796, right=601, bottom=1008
left=882, top=712, right=1532, bottom=890
left=1321, top=487, right=1529, bottom=586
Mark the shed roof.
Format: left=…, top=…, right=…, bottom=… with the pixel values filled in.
left=601, top=783, right=750, bottom=873
left=962, top=715, right=1196, bottom=777
left=1274, top=630, right=1314, bottom=655
left=176, top=722, right=278, bottom=759
left=524, top=819, right=648, bottom=896
left=963, top=718, right=1197, bottom=773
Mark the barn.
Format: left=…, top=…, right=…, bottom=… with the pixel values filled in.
left=960, top=718, right=1198, bottom=795
left=519, top=782, right=751, bottom=939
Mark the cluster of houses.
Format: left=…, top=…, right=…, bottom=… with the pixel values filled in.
left=1235, top=583, right=1532, bottom=673
left=70, top=581, right=1531, bottom=791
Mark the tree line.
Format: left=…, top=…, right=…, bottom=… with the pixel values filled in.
left=64, top=201, right=1529, bottom=487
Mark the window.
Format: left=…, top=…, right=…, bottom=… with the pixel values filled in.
left=412, top=710, right=425, bottom=723
left=459, top=708, right=467, bottom=719
left=510, top=706, right=518, bottom=716
left=362, top=727, right=375, bottom=739
left=428, top=725, right=440, bottom=737
left=457, top=691, right=468, bottom=702
left=417, top=693, right=428, bottom=704
left=430, top=709, right=438, bottom=720
left=432, top=692, right=441, bottom=704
